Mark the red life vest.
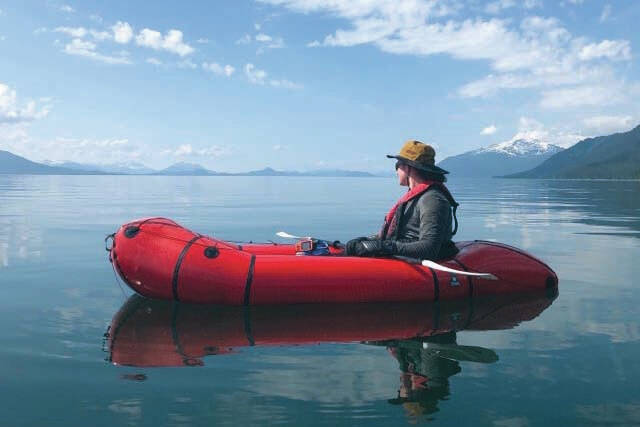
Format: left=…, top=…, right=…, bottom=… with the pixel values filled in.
left=380, top=182, right=458, bottom=240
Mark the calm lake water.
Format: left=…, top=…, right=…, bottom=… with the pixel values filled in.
left=1, top=175, right=639, bottom=426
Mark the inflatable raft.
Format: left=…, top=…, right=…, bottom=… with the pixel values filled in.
left=106, top=291, right=556, bottom=367
left=107, top=217, right=558, bottom=305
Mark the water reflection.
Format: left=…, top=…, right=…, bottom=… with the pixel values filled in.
left=106, top=291, right=555, bottom=418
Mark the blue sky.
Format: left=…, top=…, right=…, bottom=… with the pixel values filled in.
left=0, top=0, right=639, bottom=172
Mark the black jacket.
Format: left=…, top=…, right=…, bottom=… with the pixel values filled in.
left=386, top=186, right=458, bottom=260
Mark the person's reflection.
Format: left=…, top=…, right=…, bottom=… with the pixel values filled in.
left=380, top=331, right=497, bottom=419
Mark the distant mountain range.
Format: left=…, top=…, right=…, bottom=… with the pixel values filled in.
left=505, top=124, right=640, bottom=179
left=3, top=124, right=639, bottom=179
left=43, top=160, right=155, bottom=175
left=0, top=151, right=377, bottom=177
left=438, top=138, right=564, bottom=177
left=0, top=150, right=101, bottom=175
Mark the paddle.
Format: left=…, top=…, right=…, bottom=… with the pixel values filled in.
left=276, top=231, right=311, bottom=240
left=276, top=231, right=498, bottom=280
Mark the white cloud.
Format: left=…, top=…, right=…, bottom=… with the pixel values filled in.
left=202, top=62, right=235, bottom=77
left=135, top=28, right=194, bottom=56
left=54, top=26, right=112, bottom=41
left=540, top=85, right=623, bottom=109
left=112, top=21, right=133, bottom=44
left=89, top=30, right=111, bottom=41
left=582, top=115, right=634, bottom=134
left=0, top=83, right=51, bottom=124
left=90, top=14, right=103, bottom=23
left=600, top=4, right=612, bottom=22
left=0, top=36, right=5, bottom=42
left=54, top=26, right=87, bottom=38
left=269, top=79, right=303, bottom=89
left=567, top=0, right=584, bottom=4
left=485, top=0, right=515, bottom=15
left=244, top=64, right=301, bottom=89
left=163, top=143, right=231, bottom=158
left=498, top=117, right=586, bottom=148
left=0, top=133, right=145, bottom=166
left=245, top=63, right=267, bottom=84
left=261, top=1, right=636, bottom=112
left=42, top=137, right=141, bottom=163
left=578, top=40, right=631, bottom=61
left=255, top=33, right=272, bottom=42
left=196, top=38, right=209, bottom=44
left=63, top=38, right=132, bottom=64
left=273, top=144, right=283, bottom=151
left=481, top=125, right=497, bottom=135
left=174, top=144, right=193, bottom=156
left=513, top=116, right=549, bottom=141
left=236, top=34, right=252, bottom=44
left=523, top=0, right=542, bottom=8
left=146, top=57, right=162, bottom=66
left=60, top=5, right=75, bottom=13
left=177, top=59, right=197, bottom=69
left=34, top=27, right=48, bottom=35
left=255, top=33, right=285, bottom=50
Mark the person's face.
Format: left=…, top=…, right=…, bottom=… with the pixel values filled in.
left=396, top=161, right=410, bottom=186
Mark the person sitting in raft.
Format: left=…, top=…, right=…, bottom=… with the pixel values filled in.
left=345, top=140, right=459, bottom=260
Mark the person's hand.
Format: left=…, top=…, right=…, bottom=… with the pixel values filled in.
left=346, top=238, right=396, bottom=257
left=345, top=237, right=369, bottom=255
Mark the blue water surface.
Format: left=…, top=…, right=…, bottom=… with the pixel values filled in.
left=0, top=175, right=639, bottom=426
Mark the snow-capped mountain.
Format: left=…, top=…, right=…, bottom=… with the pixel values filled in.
left=437, top=138, right=565, bottom=178
left=471, top=139, right=563, bottom=157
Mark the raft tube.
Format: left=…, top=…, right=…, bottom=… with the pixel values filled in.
left=106, top=291, right=556, bottom=367
left=107, top=217, right=558, bottom=305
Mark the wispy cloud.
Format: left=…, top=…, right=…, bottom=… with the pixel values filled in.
left=502, top=117, right=586, bottom=148
left=269, top=79, right=302, bottom=89
left=161, top=143, right=231, bottom=158
left=260, top=1, right=635, bottom=111
left=481, top=125, right=497, bottom=135
left=582, top=115, right=634, bottom=135
left=600, top=4, right=612, bottom=22
left=245, top=63, right=267, bottom=84
left=54, top=26, right=88, bottom=38
left=202, top=62, right=235, bottom=77
left=236, top=34, right=252, bottom=45
left=63, top=38, right=132, bottom=64
left=256, top=33, right=285, bottom=49
left=578, top=40, right=630, bottom=61
left=59, top=4, right=75, bottom=13
left=0, top=83, right=51, bottom=124
left=112, top=21, right=134, bottom=44
left=245, top=63, right=301, bottom=89
left=135, top=28, right=194, bottom=56
left=485, top=0, right=516, bottom=15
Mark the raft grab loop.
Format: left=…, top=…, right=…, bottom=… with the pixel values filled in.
left=105, top=233, right=115, bottom=255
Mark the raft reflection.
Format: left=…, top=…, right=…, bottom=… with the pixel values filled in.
left=106, top=291, right=555, bottom=418
left=107, top=290, right=555, bottom=366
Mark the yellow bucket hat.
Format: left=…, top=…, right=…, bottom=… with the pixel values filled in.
left=386, top=140, right=449, bottom=175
